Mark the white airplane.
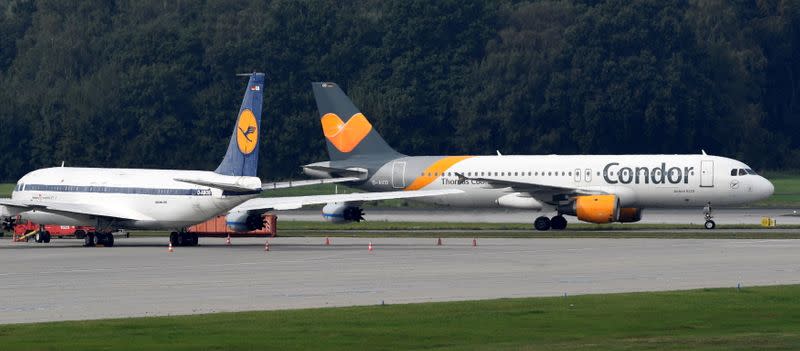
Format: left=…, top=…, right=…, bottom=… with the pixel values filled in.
left=0, top=73, right=460, bottom=246
left=301, top=82, right=775, bottom=230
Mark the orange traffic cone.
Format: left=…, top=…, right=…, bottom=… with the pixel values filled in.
left=225, top=234, right=231, bottom=246
left=368, top=241, right=373, bottom=252
left=325, top=237, right=331, bottom=246
left=264, top=240, right=270, bottom=252
left=168, top=241, right=174, bottom=253
left=472, top=238, right=477, bottom=247
left=436, top=237, right=443, bottom=246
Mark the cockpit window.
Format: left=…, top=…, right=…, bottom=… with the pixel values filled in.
left=730, top=169, right=737, bottom=176
left=738, top=169, right=747, bottom=176
left=745, top=169, right=757, bottom=175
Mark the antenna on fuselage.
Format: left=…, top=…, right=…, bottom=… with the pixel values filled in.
left=701, top=149, right=707, bottom=156
left=496, top=150, right=502, bottom=156
left=60, top=161, right=65, bottom=167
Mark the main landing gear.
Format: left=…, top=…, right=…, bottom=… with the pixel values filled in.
left=170, top=231, right=199, bottom=247
left=534, top=214, right=568, bottom=231
left=703, top=202, right=716, bottom=230
left=83, top=232, right=115, bottom=247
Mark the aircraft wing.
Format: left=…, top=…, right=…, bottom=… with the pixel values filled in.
left=174, top=178, right=261, bottom=193
left=455, top=173, right=605, bottom=204
left=232, top=188, right=464, bottom=211
left=0, top=199, right=153, bottom=221
left=261, top=177, right=361, bottom=191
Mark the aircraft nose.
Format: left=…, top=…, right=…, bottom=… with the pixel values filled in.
left=761, top=177, right=775, bottom=198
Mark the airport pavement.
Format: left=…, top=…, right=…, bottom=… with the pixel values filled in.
left=277, top=207, right=800, bottom=225
left=1, top=236, right=799, bottom=324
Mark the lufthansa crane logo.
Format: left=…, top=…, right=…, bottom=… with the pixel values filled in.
left=236, top=109, right=258, bottom=154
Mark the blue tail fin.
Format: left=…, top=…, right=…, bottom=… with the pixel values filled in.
left=215, top=73, right=265, bottom=177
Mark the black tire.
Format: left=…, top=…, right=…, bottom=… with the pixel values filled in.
left=43, top=232, right=51, bottom=243
left=74, top=230, right=86, bottom=239
left=84, top=233, right=95, bottom=247
left=189, top=233, right=199, bottom=246
left=103, top=234, right=114, bottom=247
left=551, top=215, right=568, bottom=230
left=35, top=232, right=42, bottom=243
left=704, top=220, right=716, bottom=230
left=169, top=232, right=179, bottom=246
left=534, top=216, right=551, bottom=231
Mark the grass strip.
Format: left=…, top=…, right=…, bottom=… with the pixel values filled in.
left=2, top=285, right=800, bottom=350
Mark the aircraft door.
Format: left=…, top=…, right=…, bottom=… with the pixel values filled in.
left=700, top=160, right=714, bottom=187
left=585, top=169, right=592, bottom=182
left=391, top=161, right=406, bottom=188
left=574, top=169, right=581, bottom=183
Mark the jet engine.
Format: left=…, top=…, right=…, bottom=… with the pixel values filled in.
left=558, top=195, right=620, bottom=224
left=322, top=203, right=365, bottom=223
left=617, top=208, right=643, bottom=223
left=225, top=210, right=265, bottom=232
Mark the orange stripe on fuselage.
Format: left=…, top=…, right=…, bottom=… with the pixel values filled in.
left=404, top=156, right=473, bottom=190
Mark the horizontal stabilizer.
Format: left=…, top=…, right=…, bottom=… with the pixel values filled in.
left=262, top=177, right=361, bottom=191
left=174, top=178, right=261, bottom=193
left=302, top=165, right=368, bottom=179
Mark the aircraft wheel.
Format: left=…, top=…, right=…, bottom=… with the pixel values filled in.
left=35, top=232, right=43, bottom=243
left=550, top=215, right=568, bottom=230
left=84, top=233, right=95, bottom=247
left=169, top=232, right=179, bottom=246
left=43, top=232, right=51, bottom=243
left=189, top=233, right=199, bottom=246
left=533, top=216, right=551, bottom=231
left=103, top=234, right=114, bottom=247
left=704, top=220, right=716, bottom=230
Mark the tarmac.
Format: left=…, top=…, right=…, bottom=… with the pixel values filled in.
left=2, top=236, right=800, bottom=324
left=276, top=207, right=800, bottom=225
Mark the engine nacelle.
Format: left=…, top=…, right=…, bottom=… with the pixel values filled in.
left=558, top=195, right=620, bottom=224
left=618, top=208, right=643, bottom=223
left=225, top=210, right=265, bottom=232
left=322, top=203, right=365, bottom=223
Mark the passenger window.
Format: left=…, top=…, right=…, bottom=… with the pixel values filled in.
left=738, top=169, right=747, bottom=176
left=427, top=173, right=431, bottom=177
left=514, top=172, right=518, bottom=176
left=730, top=169, right=737, bottom=176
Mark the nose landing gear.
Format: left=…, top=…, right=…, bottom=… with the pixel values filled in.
left=703, top=202, right=716, bottom=229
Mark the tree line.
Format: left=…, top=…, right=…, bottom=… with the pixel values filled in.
left=0, top=0, right=798, bottom=181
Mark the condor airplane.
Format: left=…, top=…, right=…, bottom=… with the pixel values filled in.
left=0, top=74, right=459, bottom=246
left=301, top=82, right=774, bottom=230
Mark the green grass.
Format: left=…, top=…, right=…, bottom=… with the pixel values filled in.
left=2, top=285, right=800, bottom=350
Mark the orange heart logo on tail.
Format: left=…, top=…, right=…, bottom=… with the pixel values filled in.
left=321, top=113, right=373, bottom=153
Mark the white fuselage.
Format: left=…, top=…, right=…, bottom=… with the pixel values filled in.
left=361, top=154, right=774, bottom=210
left=10, top=167, right=261, bottom=230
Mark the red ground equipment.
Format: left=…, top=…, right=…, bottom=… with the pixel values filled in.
left=187, top=214, right=277, bottom=237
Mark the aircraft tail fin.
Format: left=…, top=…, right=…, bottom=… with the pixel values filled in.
left=215, top=73, right=265, bottom=177
left=312, top=82, right=402, bottom=162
